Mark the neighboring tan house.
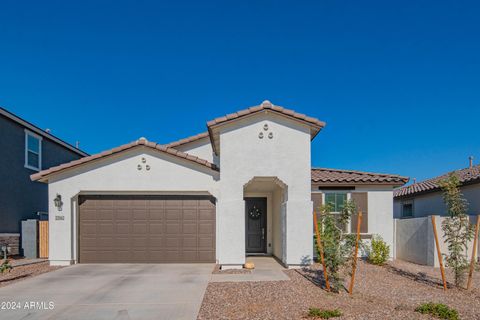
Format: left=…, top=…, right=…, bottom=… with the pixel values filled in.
left=0, top=107, right=88, bottom=255
left=394, top=164, right=480, bottom=218
left=393, top=164, right=480, bottom=266
left=31, top=101, right=407, bottom=268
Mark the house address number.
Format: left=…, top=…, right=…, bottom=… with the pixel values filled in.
left=55, top=216, right=64, bottom=221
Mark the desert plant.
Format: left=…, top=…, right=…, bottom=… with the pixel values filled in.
left=440, top=173, right=475, bottom=287
left=315, top=200, right=362, bottom=292
left=307, top=307, right=342, bottom=319
left=415, top=303, right=459, bottom=320
left=367, top=235, right=390, bottom=265
left=0, top=259, right=12, bottom=274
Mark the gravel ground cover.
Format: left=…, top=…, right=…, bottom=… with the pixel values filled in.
left=0, top=261, right=62, bottom=288
left=198, top=260, right=480, bottom=320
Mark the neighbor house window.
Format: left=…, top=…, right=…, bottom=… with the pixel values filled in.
left=402, top=201, right=414, bottom=218
left=25, top=130, right=42, bottom=171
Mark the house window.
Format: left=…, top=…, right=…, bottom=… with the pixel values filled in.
left=325, top=193, right=347, bottom=213
left=402, top=202, right=414, bottom=218
left=325, top=192, right=349, bottom=232
left=25, top=130, right=42, bottom=171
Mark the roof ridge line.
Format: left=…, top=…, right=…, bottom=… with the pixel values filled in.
left=312, top=167, right=407, bottom=178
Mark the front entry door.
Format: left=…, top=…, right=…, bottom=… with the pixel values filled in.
left=245, top=197, right=267, bottom=254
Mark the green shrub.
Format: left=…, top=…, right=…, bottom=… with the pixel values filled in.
left=307, top=307, right=342, bottom=319
left=415, top=303, right=459, bottom=320
left=0, top=259, right=12, bottom=274
left=367, top=235, right=390, bottom=265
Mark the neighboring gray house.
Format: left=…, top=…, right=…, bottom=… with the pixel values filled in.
left=393, top=164, right=480, bottom=266
left=0, top=107, right=88, bottom=254
left=394, top=164, right=480, bottom=218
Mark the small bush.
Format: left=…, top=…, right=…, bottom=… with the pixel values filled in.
left=307, top=307, right=342, bottom=319
left=367, top=235, right=390, bottom=265
left=415, top=303, right=459, bottom=320
left=0, top=259, right=12, bottom=274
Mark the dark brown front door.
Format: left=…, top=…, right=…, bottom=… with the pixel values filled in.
left=245, top=197, right=267, bottom=254
left=78, top=195, right=216, bottom=263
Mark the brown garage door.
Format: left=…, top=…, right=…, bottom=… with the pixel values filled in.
left=78, top=195, right=215, bottom=263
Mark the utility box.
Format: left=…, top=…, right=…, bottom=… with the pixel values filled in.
left=21, top=219, right=38, bottom=258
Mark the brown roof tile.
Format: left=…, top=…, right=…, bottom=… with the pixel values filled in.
left=312, top=168, right=409, bottom=186
left=206, top=100, right=326, bottom=129
left=31, top=138, right=219, bottom=182
left=165, top=132, right=210, bottom=148
left=394, top=165, right=480, bottom=198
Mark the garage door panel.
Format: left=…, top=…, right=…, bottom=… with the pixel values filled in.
left=98, top=223, right=114, bottom=234
left=115, top=237, right=131, bottom=248
left=182, top=209, right=197, bottom=220
left=97, top=210, right=114, bottom=220
left=183, top=251, right=197, bottom=261
left=165, top=223, right=180, bottom=234
left=149, top=209, right=165, bottom=220
left=198, top=236, right=214, bottom=249
left=79, top=195, right=215, bottom=263
left=198, top=251, right=215, bottom=262
left=198, top=223, right=214, bottom=234
left=183, top=236, right=197, bottom=248
left=166, top=209, right=181, bottom=220
left=149, top=223, right=163, bottom=233
left=182, top=223, right=196, bottom=234
left=133, top=209, right=147, bottom=220
left=81, top=223, right=97, bottom=234
left=97, top=237, right=115, bottom=247
left=199, top=209, right=215, bottom=220
left=116, top=224, right=131, bottom=234
left=133, top=223, right=147, bottom=234
left=165, top=237, right=181, bottom=248
left=115, top=209, right=131, bottom=220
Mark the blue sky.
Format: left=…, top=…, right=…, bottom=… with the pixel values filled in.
left=1, top=1, right=479, bottom=182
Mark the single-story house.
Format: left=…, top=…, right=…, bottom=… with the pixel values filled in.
left=0, top=106, right=88, bottom=255
left=393, top=164, right=480, bottom=266
left=394, top=164, right=480, bottom=218
left=31, top=101, right=408, bottom=268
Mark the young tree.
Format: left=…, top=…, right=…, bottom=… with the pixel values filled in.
left=316, top=200, right=360, bottom=292
left=440, top=173, right=475, bottom=287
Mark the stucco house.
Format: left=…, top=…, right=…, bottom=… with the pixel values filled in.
left=0, top=107, right=88, bottom=255
left=31, top=101, right=408, bottom=268
left=393, top=164, right=480, bottom=266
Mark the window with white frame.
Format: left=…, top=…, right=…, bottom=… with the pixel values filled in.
left=325, top=192, right=349, bottom=232
left=25, top=130, right=42, bottom=171
left=325, top=192, right=347, bottom=213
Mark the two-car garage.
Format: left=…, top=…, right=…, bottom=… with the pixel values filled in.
left=78, top=195, right=216, bottom=263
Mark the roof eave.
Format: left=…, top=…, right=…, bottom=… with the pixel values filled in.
left=31, top=142, right=219, bottom=183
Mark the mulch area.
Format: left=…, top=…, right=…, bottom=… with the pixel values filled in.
left=212, top=264, right=252, bottom=274
left=0, top=261, right=62, bottom=288
left=198, top=260, right=480, bottom=320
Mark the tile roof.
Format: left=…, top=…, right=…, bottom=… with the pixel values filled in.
left=207, top=100, right=326, bottom=130
left=311, top=168, right=409, bottom=186
left=165, top=132, right=209, bottom=148
left=31, top=138, right=219, bottom=181
left=394, top=165, right=480, bottom=198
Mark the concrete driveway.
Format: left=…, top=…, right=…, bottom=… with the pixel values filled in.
left=0, top=263, right=213, bottom=320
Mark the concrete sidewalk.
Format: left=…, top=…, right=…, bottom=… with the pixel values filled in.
left=211, top=256, right=290, bottom=282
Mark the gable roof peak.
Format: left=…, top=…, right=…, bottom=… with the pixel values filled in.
left=261, top=100, right=273, bottom=107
